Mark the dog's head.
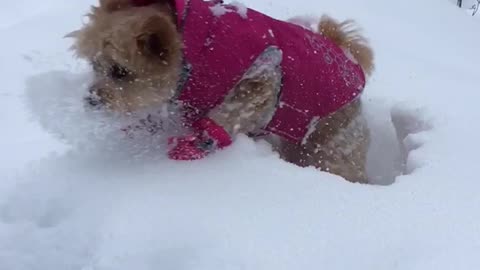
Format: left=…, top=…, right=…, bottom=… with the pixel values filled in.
left=68, top=0, right=183, bottom=112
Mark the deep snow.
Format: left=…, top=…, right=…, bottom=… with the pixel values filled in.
left=1, top=0, right=480, bottom=269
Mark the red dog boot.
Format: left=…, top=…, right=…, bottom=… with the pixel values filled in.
left=192, top=118, right=232, bottom=149
left=168, top=135, right=207, bottom=160
left=167, top=118, right=232, bottom=161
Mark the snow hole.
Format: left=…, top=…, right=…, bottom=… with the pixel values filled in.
left=365, top=100, right=432, bottom=185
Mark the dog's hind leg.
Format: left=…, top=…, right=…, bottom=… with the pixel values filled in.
left=302, top=100, right=370, bottom=183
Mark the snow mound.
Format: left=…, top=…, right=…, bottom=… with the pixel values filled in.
left=2, top=0, right=480, bottom=269
left=23, top=68, right=405, bottom=185
left=24, top=71, right=184, bottom=161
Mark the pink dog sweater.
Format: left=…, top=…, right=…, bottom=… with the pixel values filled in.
left=147, top=0, right=366, bottom=143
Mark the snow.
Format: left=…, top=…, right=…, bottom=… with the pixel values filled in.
left=1, top=0, right=480, bottom=269
left=210, top=1, right=249, bottom=18
left=210, top=3, right=234, bottom=17
left=230, top=1, right=249, bottom=19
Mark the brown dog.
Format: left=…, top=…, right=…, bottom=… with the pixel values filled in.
left=69, top=0, right=374, bottom=183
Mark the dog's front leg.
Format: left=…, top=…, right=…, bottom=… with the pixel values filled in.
left=208, top=47, right=283, bottom=139
left=169, top=47, right=282, bottom=160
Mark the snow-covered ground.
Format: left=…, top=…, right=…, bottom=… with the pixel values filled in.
left=1, top=0, right=480, bottom=269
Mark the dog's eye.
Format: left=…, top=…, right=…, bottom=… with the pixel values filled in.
left=109, top=64, right=130, bottom=80
left=91, top=61, right=102, bottom=73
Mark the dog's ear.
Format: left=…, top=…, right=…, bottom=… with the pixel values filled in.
left=64, top=30, right=81, bottom=39
left=131, top=0, right=157, bottom=6
left=101, top=0, right=173, bottom=11
left=99, top=0, right=132, bottom=12
left=131, top=0, right=175, bottom=7
left=136, top=14, right=179, bottom=62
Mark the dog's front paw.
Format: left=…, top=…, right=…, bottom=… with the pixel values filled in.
left=168, top=118, right=232, bottom=161
left=168, top=135, right=209, bottom=160
left=192, top=118, right=232, bottom=149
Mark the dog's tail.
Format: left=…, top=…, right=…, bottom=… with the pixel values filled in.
left=318, top=15, right=374, bottom=78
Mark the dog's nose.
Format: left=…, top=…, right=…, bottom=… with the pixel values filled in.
left=85, top=86, right=103, bottom=107
left=85, top=87, right=103, bottom=107
left=85, top=95, right=101, bottom=107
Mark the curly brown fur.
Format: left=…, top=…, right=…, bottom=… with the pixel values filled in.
left=276, top=100, right=370, bottom=183
left=69, top=0, right=374, bottom=183
left=208, top=56, right=282, bottom=136
left=207, top=17, right=374, bottom=182
left=319, top=15, right=374, bottom=77
left=69, top=0, right=183, bottom=112
left=214, top=77, right=370, bottom=183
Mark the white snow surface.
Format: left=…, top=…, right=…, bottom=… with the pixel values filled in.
left=1, top=0, right=480, bottom=269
